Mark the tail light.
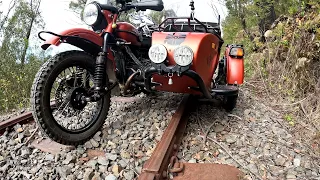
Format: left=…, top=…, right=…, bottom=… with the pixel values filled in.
left=228, top=45, right=244, bottom=58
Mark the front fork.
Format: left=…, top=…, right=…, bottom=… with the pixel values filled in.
left=85, top=33, right=113, bottom=102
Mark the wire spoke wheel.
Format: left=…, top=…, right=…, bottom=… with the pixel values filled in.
left=50, top=66, right=101, bottom=132
left=31, top=51, right=111, bottom=145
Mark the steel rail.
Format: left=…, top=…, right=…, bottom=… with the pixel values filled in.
left=139, top=94, right=194, bottom=180
left=138, top=94, right=242, bottom=180
left=0, top=111, right=34, bottom=135
left=0, top=97, right=141, bottom=135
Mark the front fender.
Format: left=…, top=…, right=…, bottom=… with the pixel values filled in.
left=41, top=28, right=104, bottom=56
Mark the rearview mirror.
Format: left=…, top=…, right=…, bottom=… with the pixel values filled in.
left=133, top=0, right=164, bottom=11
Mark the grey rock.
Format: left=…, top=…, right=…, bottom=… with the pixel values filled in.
left=214, top=124, right=224, bottom=133
left=124, top=170, right=135, bottom=180
left=30, top=165, right=41, bottom=174
left=188, top=159, right=197, bottom=163
left=66, top=174, right=76, bottom=180
left=149, top=133, right=154, bottom=139
left=87, top=159, right=98, bottom=169
left=142, top=131, right=148, bottom=138
left=0, top=163, right=9, bottom=172
left=293, top=158, right=301, bottom=167
left=119, top=159, right=128, bottom=168
left=97, top=156, right=109, bottom=166
left=83, top=168, right=94, bottom=180
left=121, top=132, right=129, bottom=140
left=56, top=166, right=71, bottom=179
left=98, top=165, right=108, bottom=173
left=160, top=120, right=166, bottom=128
left=304, top=161, right=311, bottom=169
left=21, top=149, right=30, bottom=157
left=106, top=153, right=117, bottom=161
left=225, top=135, right=237, bottom=144
left=0, top=155, right=4, bottom=161
left=45, top=154, right=55, bottom=161
left=121, top=142, right=129, bottom=149
left=77, top=147, right=85, bottom=154
left=311, top=171, right=318, bottom=176
left=275, top=155, right=286, bottom=166
left=90, top=139, right=100, bottom=148
left=112, top=120, right=122, bottom=129
left=105, top=174, right=117, bottom=180
left=286, top=174, right=296, bottom=179
left=92, top=172, right=101, bottom=180
left=63, top=154, right=76, bottom=164
left=20, top=171, right=32, bottom=179
left=77, top=171, right=84, bottom=179
left=251, top=139, right=261, bottom=147
left=85, top=141, right=93, bottom=149
left=55, top=153, right=61, bottom=162
left=247, top=163, right=259, bottom=174
left=93, top=131, right=102, bottom=142
left=135, top=166, right=142, bottom=174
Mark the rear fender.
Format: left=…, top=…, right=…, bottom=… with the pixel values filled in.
left=225, top=46, right=244, bottom=85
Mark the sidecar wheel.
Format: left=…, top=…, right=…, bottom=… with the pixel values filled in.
left=31, top=50, right=111, bottom=145
left=223, top=95, right=238, bottom=112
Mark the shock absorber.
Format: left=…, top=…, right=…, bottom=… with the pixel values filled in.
left=76, top=67, right=83, bottom=86
left=93, top=52, right=106, bottom=91
left=88, top=32, right=110, bottom=102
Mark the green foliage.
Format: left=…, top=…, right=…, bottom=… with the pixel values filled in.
left=284, top=114, right=295, bottom=126
left=0, top=0, right=46, bottom=112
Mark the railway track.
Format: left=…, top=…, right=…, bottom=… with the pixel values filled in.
left=0, top=95, right=242, bottom=180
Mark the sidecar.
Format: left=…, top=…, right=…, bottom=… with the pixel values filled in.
left=144, top=17, right=245, bottom=111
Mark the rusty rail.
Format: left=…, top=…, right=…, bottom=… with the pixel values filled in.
left=0, top=97, right=141, bottom=135
left=0, top=111, right=34, bottom=135
left=138, top=94, right=242, bottom=180
left=139, top=94, right=193, bottom=180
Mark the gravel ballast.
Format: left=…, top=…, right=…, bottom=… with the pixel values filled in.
left=1, top=89, right=319, bottom=180
left=177, top=90, right=320, bottom=180
left=0, top=92, right=183, bottom=179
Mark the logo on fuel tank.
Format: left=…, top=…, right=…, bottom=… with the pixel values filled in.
left=164, top=33, right=187, bottom=45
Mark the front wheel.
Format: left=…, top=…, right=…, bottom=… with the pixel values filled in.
left=31, top=50, right=111, bottom=145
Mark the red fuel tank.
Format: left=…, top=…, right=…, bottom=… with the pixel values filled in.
left=151, top=32, right=221, bottom=94
left=115, top=22, right=141, bottom=46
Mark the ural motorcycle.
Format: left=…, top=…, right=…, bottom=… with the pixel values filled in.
left=31, top=0, right=245, bottom=145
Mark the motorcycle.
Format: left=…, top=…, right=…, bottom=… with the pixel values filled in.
left=31, top=0, right=245, bottom=145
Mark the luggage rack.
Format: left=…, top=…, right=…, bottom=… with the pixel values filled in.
left=158, top=17, right=224, bottom=43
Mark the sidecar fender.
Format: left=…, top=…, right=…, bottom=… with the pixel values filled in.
left=226, top=56, right=244, bottom=85
left=40, top=28, right=103, bottom=56
left=225, top=46, right=244, bottom=85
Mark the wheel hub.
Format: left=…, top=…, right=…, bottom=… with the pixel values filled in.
left=69, top=87, right=88, bottom=110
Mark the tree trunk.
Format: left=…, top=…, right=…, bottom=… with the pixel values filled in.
left=20, top=0, right=42, bottom=66
left=257, top=1, right=277, bottom=42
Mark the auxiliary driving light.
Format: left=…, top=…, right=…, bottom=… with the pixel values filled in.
left=173, top=46, right=194, bottom=66
left=148, top=44, right=167, bottom=64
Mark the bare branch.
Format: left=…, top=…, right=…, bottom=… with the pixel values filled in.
left=0, top=0, right=16, bottom=31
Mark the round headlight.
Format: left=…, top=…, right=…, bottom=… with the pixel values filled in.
left=83, top=3, right=99, bottom=26
left=173, top=46, right=194, bottom=66
left=148, top=44, right=167, bottom=64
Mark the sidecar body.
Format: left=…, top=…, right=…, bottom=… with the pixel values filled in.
left=144, top=17, right=244, bottom=110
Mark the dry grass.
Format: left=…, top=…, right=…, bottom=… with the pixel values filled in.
left=243, top=8, right=320, bottom=155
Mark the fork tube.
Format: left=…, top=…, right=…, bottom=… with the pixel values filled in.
left=93, top=32, right=110, bottom=92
